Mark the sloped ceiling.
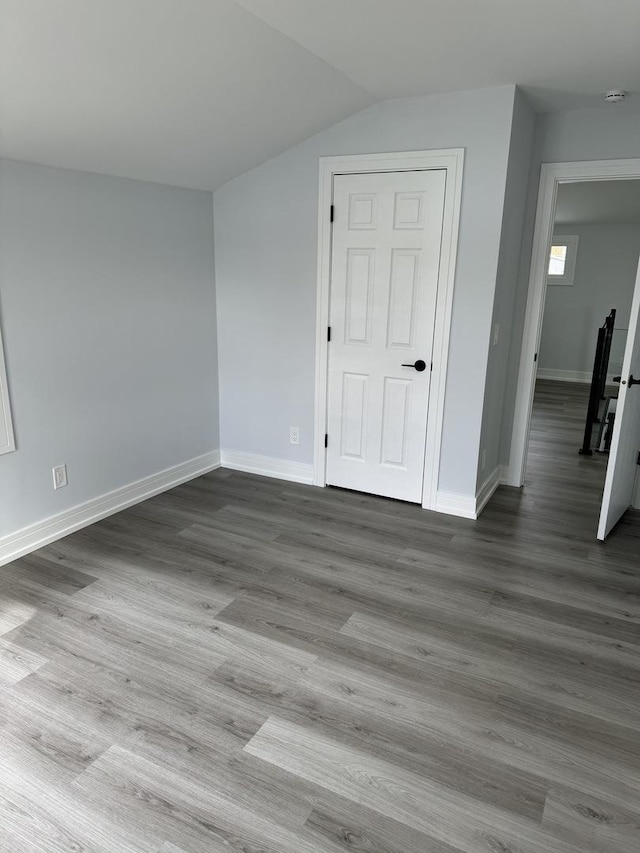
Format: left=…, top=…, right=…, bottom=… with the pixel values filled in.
left=0, top=0, right=373, bottom=189
left=1, top=0, right=639, bottom=190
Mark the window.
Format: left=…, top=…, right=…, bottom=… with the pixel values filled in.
left=547, top=234, right=579, bottom=286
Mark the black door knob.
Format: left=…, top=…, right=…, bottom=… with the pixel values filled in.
left=401, top=359, right=427, bottom=372
left=628, top=374, right=640, bottom=387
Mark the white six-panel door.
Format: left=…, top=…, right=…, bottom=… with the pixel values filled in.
left=326, top=170, right=446, bottom=503
left=597, top=254, right=640, bottom=539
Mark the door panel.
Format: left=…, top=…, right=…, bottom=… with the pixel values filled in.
left=340, top=373, right=368, bottom=460
left=598, top=256, right=640, bottom=539
left=387, top=250, right=420, bottom=347
left=326, top=170, right=446, bottom=503
left=344, top=250, right=374, bottom=344
left=380, top=377, right=411, bottom=467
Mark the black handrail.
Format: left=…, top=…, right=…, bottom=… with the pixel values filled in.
left=579, top=308, right=616, bottom=455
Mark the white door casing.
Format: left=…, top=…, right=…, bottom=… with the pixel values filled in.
left=597, top=256, right=640, bottom=540
left=314, top=149, right=464, bottom=513
left=326, top=170, right=446, bottom=503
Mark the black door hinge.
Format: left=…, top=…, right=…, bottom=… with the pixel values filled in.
left=330, top=205, right=334, bottom=223
left=327, top=326, right=331, bottom=342
left=534, top=353, right=538, bottom=362
left=324, top=434, right=328, bottom=448
left=637, top=451, right=640, bottom=465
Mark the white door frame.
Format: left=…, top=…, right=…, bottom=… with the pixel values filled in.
left=313, top=148, right=464, bottom=510
left=0, top=322, right=15, bottom=456
left=507, top=157, right=640, bottom=487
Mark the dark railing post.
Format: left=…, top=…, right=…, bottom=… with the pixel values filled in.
left=579, top=309, right=616, bottom=455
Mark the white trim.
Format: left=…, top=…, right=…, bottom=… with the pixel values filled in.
left=221, top=449, right=314, bottom=484
left=537, top=368, right=592, bottom=383
left=536, top=368, right=591, bottom=383
left=0, top=451, right=221, bottom=567
left=435, top=490, right=477, bottom=519
left=476, top=465, right=506, bottom=517
left=507, top=158, right=640, bottom=488
left=313, top=148, right=465, bottom=512
left=537, top=368, right=620, bottom=385
left=436, top=464, right=507, bottom=521
left=0, top=323, right=16, bottom=455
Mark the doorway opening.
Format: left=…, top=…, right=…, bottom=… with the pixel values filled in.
left=510, top=160, right=640, bottom=539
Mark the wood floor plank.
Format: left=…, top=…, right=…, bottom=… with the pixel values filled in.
left=340, top=610, right=640, bottom=727
left=305, top=799, right=466, bottom=853
left=0, top=554, right=98, bottom=595
left=0, top=685, right=112, bottom=777
left=0, top=728, right=156, bottom=853
left=73, top=744, right=343, bottom=853
left=68, top=574, right=234, bottom=631
left=245, top=716, right=583, bottom=853
left=0, top=638, right=48, bottom=685
left=542, top=785, right=640, bottom=853
left=489, top=588, right=640, bottom=646
left=280, top=658, right=548, bottom=822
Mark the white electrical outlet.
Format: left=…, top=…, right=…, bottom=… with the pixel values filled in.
left=289, top=426, right=300, bottom=445
left=481, top=449, right=487, bottom=471
left=52, top=464, right=68, bottom=490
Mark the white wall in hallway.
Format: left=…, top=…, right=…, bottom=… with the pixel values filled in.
left=0, top=159, right=219, bottom=539
left=539, top=223, right=640, bottom=379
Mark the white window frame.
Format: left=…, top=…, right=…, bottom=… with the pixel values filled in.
left=0, top=324, right=15, bottom=455
left=547, top=234, right=579, bottom=286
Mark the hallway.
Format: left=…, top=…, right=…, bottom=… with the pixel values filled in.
left=516, top=378, right=638, bottom=543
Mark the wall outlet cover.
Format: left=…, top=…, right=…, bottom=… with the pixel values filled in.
left=52, top=464, right=68, bottom=490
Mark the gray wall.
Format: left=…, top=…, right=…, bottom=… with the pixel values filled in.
left=477, top=88, right=536, bottom=489
left=0, top=159, right=219, bottom=538
left=499, top=104, right=640, bottom=471
left=539, top=223, right=640, bottom=376
left=214, top=85, right=517, bottom=498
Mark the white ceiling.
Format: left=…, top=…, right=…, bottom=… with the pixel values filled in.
left=1, top=0, right=640, bottom=190
left=555, top=180, right=640, bottom=227
left=234, top=0, right=640, bottom=110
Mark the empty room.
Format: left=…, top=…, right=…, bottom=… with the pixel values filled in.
left=1, top=2, right=639, bottom=852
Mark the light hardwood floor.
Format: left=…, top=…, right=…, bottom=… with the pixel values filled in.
left=1, top=380, right=639, bottom=852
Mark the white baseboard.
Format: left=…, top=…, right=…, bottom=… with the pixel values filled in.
left=435, top=490, right=477, bottom=520
left=476, top=465, right=507, bottom=517
left=537, top=368, right=619, bottom=385
left=220, top=449, right=314, bottom=485
left=436, top=465, right=507, bottom=521
left=0, top=450, right=220, bottom=567
left=537, top=368, right=591, bottom=383
left=221, top=449, right=504, bottom=518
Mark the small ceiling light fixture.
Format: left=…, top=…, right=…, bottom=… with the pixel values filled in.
left=605, top=89, right=626, bottom=104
